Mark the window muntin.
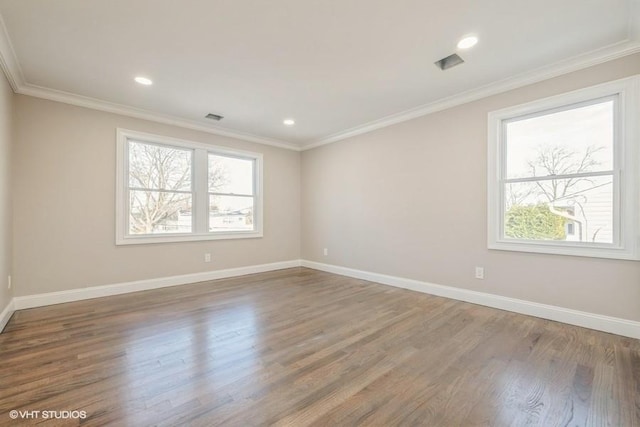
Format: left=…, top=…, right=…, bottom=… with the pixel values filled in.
left=487, top=76, right=639, bottom=260
left=116, top=129, right=263, bottom=245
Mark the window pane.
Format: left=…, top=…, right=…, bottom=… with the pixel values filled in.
left=504, top=176, right=613, bottom=243
left=129, top=190, right=192, bottom=234
left=209, top=195, right=254, bottom=232
left=505, top=100, right=614, bottom=179
left=209, top=154, right=254, bottom=195
left=129, top=141, right=192, bottom=191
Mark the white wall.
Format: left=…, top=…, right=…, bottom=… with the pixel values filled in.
left=12, top=95, right=301, bottom=296
left=301, top=53, right=640, bottom=322
left=0, top=73, right=12, bottom=314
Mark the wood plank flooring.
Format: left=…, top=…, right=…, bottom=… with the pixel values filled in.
left=0, top=267, right=639, bottom=426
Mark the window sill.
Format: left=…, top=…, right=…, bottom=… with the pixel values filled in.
left=116, top=231, right=263, bottom=246
left=488, top=240, right=639, bottom=261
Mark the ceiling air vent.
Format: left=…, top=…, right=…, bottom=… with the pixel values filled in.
left=205, top=113, right=224, bottom=121
left=434, top=53, right=464, bottom=70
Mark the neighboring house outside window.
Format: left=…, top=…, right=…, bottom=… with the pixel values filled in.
left=116, top=129, right=263, bottom=245
left=487, top=76, right=639, bottom=260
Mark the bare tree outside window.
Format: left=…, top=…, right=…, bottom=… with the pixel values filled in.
left=505, top=144, right=607, bottom=240
left=128, top=142, right=193, bottom=234
left=117, top=130, right=263, bottom=245
left=128, top=142, right=232, bottom=234
left=527, top=144, right=605, bottom=203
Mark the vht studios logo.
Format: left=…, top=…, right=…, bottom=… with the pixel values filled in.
left=9, top=410, right=87, bottom=420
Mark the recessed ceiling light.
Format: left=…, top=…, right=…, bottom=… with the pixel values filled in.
left=134, top=76, right=153, bottom=86
left=283, top=119, right=295, bottom=126
left=457, top=36, right=478, bottom=50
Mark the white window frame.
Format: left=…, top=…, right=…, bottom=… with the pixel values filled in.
left=116, top=129, right=263, bottom=245
left=487, top=75, right=639, bottom=260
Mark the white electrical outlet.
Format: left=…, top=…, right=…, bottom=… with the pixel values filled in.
left=204, top=253, right=211, bottom=263
left=323, top=248, right=328, bottom=256
left=475, top=267, right=484, bottom=280
left=7, top=275, right=11, bottom=290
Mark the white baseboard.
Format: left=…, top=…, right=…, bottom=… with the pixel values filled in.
left=7, top=259, right=640, bottom=340
left=0, top=298, right=14, bottom=332
left=13, top=260, right=302, bottom=310
left=301, top=260, right=640, bottom=340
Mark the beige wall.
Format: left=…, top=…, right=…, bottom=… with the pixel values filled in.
left=12, top=96, right=301, bottom=296
left=0, top=73, right=12, bottom=313
left=302, top=53, right=640, bottom=322
left=7, top=53, right=640, bottom=322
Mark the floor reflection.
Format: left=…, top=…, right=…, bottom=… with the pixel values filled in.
left=121, top=302, right=259, bottom=422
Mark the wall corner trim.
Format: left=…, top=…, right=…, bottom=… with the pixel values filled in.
left=301, top=260, right=640, bottom=340
left=12, top=260, right=302, bottom=311
left=0, top=298, right=14, bottom=333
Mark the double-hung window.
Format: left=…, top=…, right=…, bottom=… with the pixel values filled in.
left=487, top=76, right=639, bottom=260
left=116, top=129, right=263, bottom=244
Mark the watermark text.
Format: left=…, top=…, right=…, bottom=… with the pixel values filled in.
left=9, top=410, right=87, bottom=420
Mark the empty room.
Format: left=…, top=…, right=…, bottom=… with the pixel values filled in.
left=1, top=1, right=639, bottom=425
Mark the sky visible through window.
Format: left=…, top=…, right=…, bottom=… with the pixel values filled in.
left=506, top=100, right=613, bottom=179
left=208, top=154, right=255, bottom=232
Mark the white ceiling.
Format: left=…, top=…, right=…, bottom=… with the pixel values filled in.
left=0, top=0, right=638, bottom=149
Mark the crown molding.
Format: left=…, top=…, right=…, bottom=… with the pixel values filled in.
left=301, top=39, right=640, bottom=151
left=0, top=12, right=300, bottom=151
left=0, top=12, right=23, bottom=91
left=0, top=7, right=638, bottom=153
left=16, top=83, right=301, bottom=151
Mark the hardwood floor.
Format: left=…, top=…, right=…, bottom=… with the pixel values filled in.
left=1, top=267, right=639, bottom=426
